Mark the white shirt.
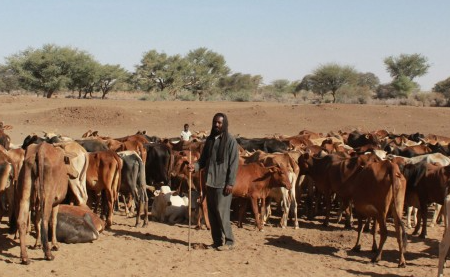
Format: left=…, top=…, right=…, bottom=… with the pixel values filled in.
left=181, top=130, right=192, bottom=141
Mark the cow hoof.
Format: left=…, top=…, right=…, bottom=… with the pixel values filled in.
left=398, top=262, right=406, bottom=268
left=294, top=226, right=299, bottom=230
left=370, top=257, right=380, bottom=264
left=45, top=254, right=55, bottom=261
left=371, top=247, right=378, bottom=253
left=142, top=223, right=148, bottom=228
left=21, top=259, right=30, bottom=265
left=31, top=245, right=41, bottom=250
left=419, top=233, right=426, bottom=239
left=351, top=245, right=361, bottom=252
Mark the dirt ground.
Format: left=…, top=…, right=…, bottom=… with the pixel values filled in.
left=0, top=94, right=449, bottom=277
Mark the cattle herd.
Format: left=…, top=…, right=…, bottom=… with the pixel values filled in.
left=2, top=123, right=450, bottom=276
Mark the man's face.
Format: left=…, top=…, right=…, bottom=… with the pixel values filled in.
left=212, top=116, right=224, bottom=134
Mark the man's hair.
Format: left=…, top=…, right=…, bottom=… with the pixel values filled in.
left=184, top=123, right=189, bottom=128
left=206, top=112, right=229, bottom=164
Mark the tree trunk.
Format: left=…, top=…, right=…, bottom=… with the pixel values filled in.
left=46, top=91, right=54, bottom=98
left=331, top=90, right=336, bottom=103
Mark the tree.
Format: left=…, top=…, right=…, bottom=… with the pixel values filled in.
left=384, top=53, right=430, bottom=81
left=433, top=77, right=450, bottom=103
left=300, top=64, right=359, bottom=103
left=96, top=64, right=129, bottom=99
left=6, top=44, right=78, bottom=98
left=134, top=50, right=186, bottom=92
left=0, top=65, right=20, bottom=93
left=217, top=73, right=262, bottom=94
left=66, top=51, right=101, bottom=98
left=183, top=48, right=230, bottom=100
left=357, top=72, right=380, bottom=91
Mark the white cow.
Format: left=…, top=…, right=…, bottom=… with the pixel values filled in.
left=151, top=186, right=189, bottom=224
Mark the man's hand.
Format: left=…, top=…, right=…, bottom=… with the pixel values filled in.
left=187, top=163, right=195, bottom=172
left=224, top=185, right=233, bottom=195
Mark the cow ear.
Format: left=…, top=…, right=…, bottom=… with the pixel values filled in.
left=64, top=151, right=78, bottom=160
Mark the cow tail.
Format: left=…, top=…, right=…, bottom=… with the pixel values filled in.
left=114, top=154, right=122, bottom=202
left=37, top=145, right=47, bottom=246
left=167, top=148, right=174, bottom=187
left=389, top=161, right=408, bottom=252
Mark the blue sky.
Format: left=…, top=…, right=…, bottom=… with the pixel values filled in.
left=1, top=0, right=448, bottom=90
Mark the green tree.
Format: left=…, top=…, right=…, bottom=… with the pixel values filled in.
left=66, top=51, right=101, bottom=98
left=134, top=50, right=186, bottom=92
left=96, top=64, right=129, bottom=99
left=384, top=53, right=430, bottom=81
left=6, top=44, right=78, bottom=98
left=357, top=72, right=380, bottom=90
left=383, top=53, right=430, bottom=98
left=300, top=63, right=359, bottom=103
left=433, top=77, right=450, bottom=103
left=0, top=64, right=20, bottom=93
left=183, top=48, right=230, bottom=100
left=217, top=73, right=262, bottom=93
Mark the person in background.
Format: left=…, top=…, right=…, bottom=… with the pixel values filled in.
left=180, top=123, right=192, bottom=142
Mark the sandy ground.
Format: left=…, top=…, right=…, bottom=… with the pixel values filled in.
left=0, top=94, right=448, bottom=277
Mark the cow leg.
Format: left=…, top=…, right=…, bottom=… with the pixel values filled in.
left=289, top=183, right=299, bottom=229
left=50, top=205, right=60, bottom=251
left=17, top=178, right=32, bottom=264
left=323, top=192, right=332, bottom=227
left=281, top=188, right=290, bottom=228
left=371, top=218, right=378, bottom=253
left=351, top=217, right=365, bottom=252
left=250, top=198, right=263, bottom=231
left=419, top=201, right=428, bottom=239
left=122, top=194, right=130, bottom=216
left=438, top=196, right=450, bottom=277
left=260, top=197, right=267, bottom=230
left=392, top=206, right=407, bottom=267
left=371, top=216, right=387, bottom=264
left=41, top=199, right=55, bottom=261
left=432, top=203, right=443, bottom=227
left=412, top=208, right=422, bottom=236
left=202, top=195, right=210, bottom=230
left=105, top=189, right=114, bottom=229
left=33, top=207, right=42, bottom=249
left=237, top=198, right=247, bottom=228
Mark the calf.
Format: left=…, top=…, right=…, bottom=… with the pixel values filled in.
left=117, top=151, right=148, bottom=227
left=53, top=204, right=103, bottom=243
left=232, top=162, right=292, bottom=231
left=151, top=186, right=189, bottom=224
left=86, top=150, right=122, bottom=228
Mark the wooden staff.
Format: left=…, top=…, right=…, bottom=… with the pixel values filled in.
left=188, top=148, right=192, bottom=251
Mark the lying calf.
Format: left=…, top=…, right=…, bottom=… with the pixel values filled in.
left=151, top=186, right=189, bottom=224
left=51, top=205, right=104, bottom=243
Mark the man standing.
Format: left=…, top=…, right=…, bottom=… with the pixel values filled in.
left=180, top=123, right=192, bottom=142
left=189, top=113, right=239, bottom=250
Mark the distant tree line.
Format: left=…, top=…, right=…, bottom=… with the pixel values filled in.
left=1, top=44, right=449, bottom=105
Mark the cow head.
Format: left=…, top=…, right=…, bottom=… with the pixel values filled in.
left=63, top=152, right=79, bottom=179
left=268, top=164, right=292, bottom=190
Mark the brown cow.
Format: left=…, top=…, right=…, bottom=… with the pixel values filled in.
left=170, top=150, right=210, bottom=230
left=0, top=122, right=12, bottom=150
left=232, top=162, right=292, bottom=231
left=16, top=142, right=78, bottom=264
left=299, top=152, right=408, bottom=267
left=86, top=150, right=122, bottom=228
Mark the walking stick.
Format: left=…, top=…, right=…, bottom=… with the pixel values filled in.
left=188, top=148, right=192, bottom=251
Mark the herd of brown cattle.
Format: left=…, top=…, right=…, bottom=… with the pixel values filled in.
left=2, top=123, right=450, bottom=276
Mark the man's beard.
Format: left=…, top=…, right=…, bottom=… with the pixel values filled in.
left=211, top=128, right=223, bottom=136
